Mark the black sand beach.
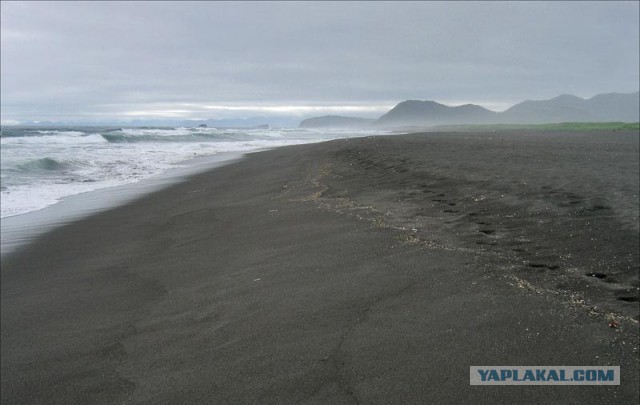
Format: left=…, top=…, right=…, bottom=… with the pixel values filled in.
left=2, top=131, right=639, bottom=404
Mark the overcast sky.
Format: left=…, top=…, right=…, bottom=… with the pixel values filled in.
left=1, top=1, right=639, bottom=123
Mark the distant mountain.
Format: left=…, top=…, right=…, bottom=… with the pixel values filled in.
left=298, top=115, right=375, bottom=128
left=375, top=100, right=497, bottom=127
left=297, top=91, right=638, bottom=129
left=581, top=92, right=640, bottom=122
left=501, top=92, right=640, bottom=123
left=501, top=94, right=589, bottom=123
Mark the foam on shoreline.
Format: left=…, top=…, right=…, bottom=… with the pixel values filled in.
left=1, top=152, right=244, bottom=256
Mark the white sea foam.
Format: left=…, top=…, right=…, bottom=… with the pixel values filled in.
left=1, top=180, right=124, bottom=218
left=0, top=133, right=107, bottom=145
left=1, top=126, right=388, bottom=218
left=117, top=127, right=197, bottom=136
left=35, top=130, right=86, bottom=136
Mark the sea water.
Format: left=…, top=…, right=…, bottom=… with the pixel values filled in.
left=0, top=125, right=384, bottom=254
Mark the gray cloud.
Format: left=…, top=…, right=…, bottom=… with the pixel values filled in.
left=1, top=1, right=638, bottom=122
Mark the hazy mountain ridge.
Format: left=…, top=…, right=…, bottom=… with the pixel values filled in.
left=501, top=92, right=640, bottom=124
left=300, top=91, right=639, bottom=128
left=376, top=100, right=498, bottom=127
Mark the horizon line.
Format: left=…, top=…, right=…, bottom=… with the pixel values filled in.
left=2, top=90, right=638, bottom=125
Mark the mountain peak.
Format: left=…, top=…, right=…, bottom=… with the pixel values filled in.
left=396, top=100, right=446, bottom=108
left=551, top=94, right=584, bottom=102
left=376, top=100, right=495, bottom=127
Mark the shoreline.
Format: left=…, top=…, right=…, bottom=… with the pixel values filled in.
left=0, top=151, right=245, bottom=256
left=2, top=130, right=638, bottom=403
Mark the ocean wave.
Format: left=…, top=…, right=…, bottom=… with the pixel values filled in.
left=15, top=157, right=72, bottom=173
left=1, top=126, right=385, bottom=218
left=35, top=130, right=86, bottom=136
left=100, top=131, right=261, bottom=143
left=0, top=127, right=348, bottom=145
left=116, top=127, right=221, bottom=136
left=0, top=133, right=107, bottom=145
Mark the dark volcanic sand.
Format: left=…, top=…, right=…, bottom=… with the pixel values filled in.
left=1, top=131, right=639, bottom=404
